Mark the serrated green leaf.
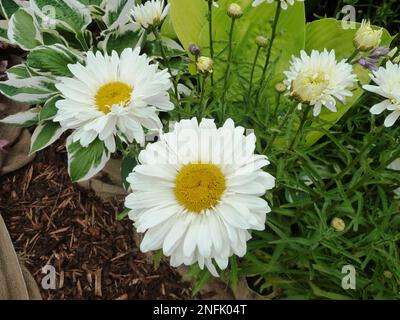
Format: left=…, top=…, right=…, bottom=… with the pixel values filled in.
left=304, top=19, right=393, bottom=146
left=30, top=121, right=63, bottom=153
left=67, top=136, right=110, bottom=182
left=7, top=8, right=43, bottom=50
left=40, top=95, right=61, bottom=121
left=27, top=44, right=81, bottom=76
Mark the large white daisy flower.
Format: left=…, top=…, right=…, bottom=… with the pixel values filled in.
left=252, top=0, right=304, bottom=10
left=131, top=0, right=170, bottom=30
left=363, top=61, right=400, bottom=127
left=124, top=118, right=275, bottom=276
left=284, top=49, right=357, bottom=117
left=54, top=48, right=173, bottom=152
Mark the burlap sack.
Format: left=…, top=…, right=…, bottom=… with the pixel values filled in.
left=0, top=215, right=41, bottom=300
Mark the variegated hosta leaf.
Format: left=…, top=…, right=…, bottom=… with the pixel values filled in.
left=7, top=64, right=36, bottom=79
left=102, top=0, right=136, bottom=31
left=39, top=95, right=61, bottom=121
left=0, top=20, right=9, bottom=43
left=77, top=0, right=103, bottom=6
left=7, top=8, right=43, bottom=50
left=27, top=44, right=83, bottom=76
left=0, top=107, right=39, bottom=127
left=0, top=76, right=57, bottom=104
left=99, top=24, right=144, bottom=55
left=67, top=136, right=110, bottom=182
left=0, top=0, right=26, bottom=20
left=30, top=120, right=64, bottom=154
left=30, top=0, right=92, bottom=35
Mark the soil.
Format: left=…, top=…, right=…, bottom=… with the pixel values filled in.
left=0, top=140, right=195, bottom=300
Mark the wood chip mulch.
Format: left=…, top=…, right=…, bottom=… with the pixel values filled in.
left=0, top=141, right=195, bottom=300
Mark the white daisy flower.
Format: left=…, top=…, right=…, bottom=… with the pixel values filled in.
left=284, top=49, right=357, bottom=117
left=54, top=48, right=173, bottom=152
left=124, top=118, right=275, bottom=276
left=131, top=0, right=170, bottom=30
left=252, top=0, right=304, bottom=10
left=363, top=61, right=400, bottom=127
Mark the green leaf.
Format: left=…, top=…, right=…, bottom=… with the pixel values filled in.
left=102, top=0, right=135, bottom=31
left=0, top=0, right=23, bottom=20
left=121, top=150, right=138, bottom=190
left=304, top=18, right=393, bottom=146
left=67, top=137, right=110, bottom=182
left=7, top=8, right=43, bottom=50
left=0, top=107, right=39, bottom=127
left=40, top=95, right=61, bottom=121
left=99, top=26, right=144, bottom=55
left=0, top=76, right=57, bottom=104
left=6, top=64, right=32, bottom=79
left=77, top=0, right=102, bottom=6
left=30, top=121, right=63, bottom=153
left=31, top=0, right=92, bottom=34
left=0, top=20, right=9, bottom=42
left=169, top=0, right=305, bottom=101
left=116, top=208, right=129, bottom=221
left=27, top=44, right=82, bottom=76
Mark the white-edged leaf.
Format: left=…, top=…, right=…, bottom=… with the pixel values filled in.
left=7, top=64, right=33, bottom=80
left=0, top=76, right=57, bottom=104
left=0, top=0, right=26, bottom=20
left=0, top=107, right=39, bottom=127
left=7, top=8, right=43, bottom=50
left=30, top=0, right=92, bottom=34
left=30, top=120, right=63, bottom=153
left=39, top=94, right=61, bottom=121
left=67, top=135, right=110, bottom=182
left=103, top=0, right=135, bottom=31
left=99, top=25, right=144, bottom=54
left=27, top=44, right=82, bottom=76
left=0, top=20, right=9, bottom=43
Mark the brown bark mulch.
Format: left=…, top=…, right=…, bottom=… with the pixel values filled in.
left=0, top=140, right=195, bottom=300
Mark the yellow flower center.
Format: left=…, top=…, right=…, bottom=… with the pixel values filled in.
left=174, top=163, right=226, bottom=213
left=292, top=71, right=329, bottom=102
left=95, top=81, right=133, bottom=114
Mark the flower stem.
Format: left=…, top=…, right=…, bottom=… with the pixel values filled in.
left=264, top=101, right=298, bottom=153
left=255, top=4, right=281, bottom=107
left=198, top=76, right=207, bottom=120
left=247, top=46, right=261, bottom=103
left=207, top=0, right=214, bottom=85
left=221, top=18, right=236, bottom=121
left=347, top=49, right=360, bottom=64
left=154, top=29, right=180, bottom=105
left=288, top=104, right=312, bottom=150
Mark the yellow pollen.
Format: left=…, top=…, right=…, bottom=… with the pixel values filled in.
left=174, top=163, right=226, bottom=213
left=95, top=81, right=133, bottom=114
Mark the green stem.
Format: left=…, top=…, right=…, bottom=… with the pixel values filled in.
left=272, top=93, right=282, bottom=119
left=221, top=18, right=236, bottom=121
left=207, top=0, right=214, bottom=85
left=154, top=30, right=180, bottom=105
left=289, top=104, right=312, bottom=150
left=347, top=49, right=360, bottom=64
left=264, top=101, right=298, bottom=153
left=254, top=4, right=281, bottom=107
left=247, top=46, right=261, bottom=103
left=198, top=76, right=207, bottom=120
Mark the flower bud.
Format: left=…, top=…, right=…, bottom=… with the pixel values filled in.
left=255, top=35, right=268, bottom=48
left=353, top=20, right=383, bottom=52
left=275, top=82, right=286, bottom=93
left=383, top=270, right=393, bottom=279
left=189, top=43, right=201, bottom=56
left=331, top=217, right=345, bottom=232
left=227, top=3, right=243, bottom=19
left=370, top=46, right=390, bottom=58
left=196, top=56, right=213, bottom=74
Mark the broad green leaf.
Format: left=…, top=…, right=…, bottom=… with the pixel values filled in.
left=102, top=0, right=135, bottom=31
left=0, top=76, right=57, bottom=104
left=99, top=26, right=144, bottom=55
left=67, top=136, right=110, bottom=182
left=40, top=95, right=61, bottom=121
left=0, top=107, right=39, bottom=127
left=304, top=18, right=393, bottom=146
left=30, top=121, right=63, bottom=153
left=30, top=0, right=92, bottom=34
left=27, top=44, right=82, bottom=76
left=169, top=0, right=305, bottom=102
left=6, top=64, right=32, bottom=79
left=7, top=8, right=43, bottom=50
left=0, top=0, right=24, bottom=20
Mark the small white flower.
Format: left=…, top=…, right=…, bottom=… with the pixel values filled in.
left=54, top=48, right=173, bottom=152
left=252, top=0, right=304, bottom=10
left=353, top=20, right=383, bottom=52
left=284, top=49, right=357, bottom=116
left=131, top=0, right=170, bottom=30
left=125, top=118, right=275, bottom=276
left=363, top=61, right=400, bottom=127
